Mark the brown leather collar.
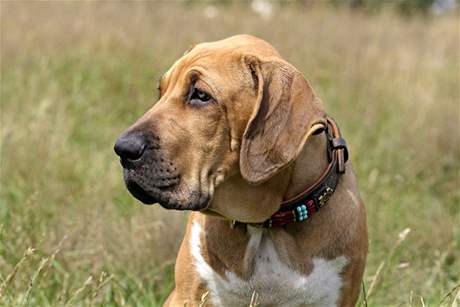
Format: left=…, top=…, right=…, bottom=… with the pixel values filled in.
left=234, top=116, right=349, bottom=228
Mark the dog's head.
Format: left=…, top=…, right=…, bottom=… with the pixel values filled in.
left=114, top=35, right=325, bottom=213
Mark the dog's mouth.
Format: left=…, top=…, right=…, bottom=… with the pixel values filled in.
left=123, top=169, right=178, bottom=206
left=125, top=180, right=156, bottom=205
left=123, top=170, right=210, bottom=211
left=116, top=142, right=211, bottom=210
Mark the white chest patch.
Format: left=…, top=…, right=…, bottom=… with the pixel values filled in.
left=190, top=222, right=348, bottom=307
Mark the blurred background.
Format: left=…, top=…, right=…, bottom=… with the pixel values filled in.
left=1, top=1, right=459, bottom=306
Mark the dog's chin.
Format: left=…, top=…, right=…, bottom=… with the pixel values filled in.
left=124, top=178, right=210, bottom=211
left=159, top=198, right=210, bottom=211
left=125, top=180, right=156, bottom=205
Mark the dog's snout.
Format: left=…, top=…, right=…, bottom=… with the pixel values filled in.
left=114, top=132, right=147, bottom=161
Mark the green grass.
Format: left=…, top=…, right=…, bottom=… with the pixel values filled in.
left=1, top=2, right=459, bottom=306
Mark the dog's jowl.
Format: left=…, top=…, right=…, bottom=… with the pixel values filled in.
left=115, top=35, right=368, bottom=307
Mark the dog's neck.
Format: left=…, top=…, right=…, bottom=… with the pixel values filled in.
left=283, top=132, right=330, bottom=202
left=206, top=131, right=330, bottom=224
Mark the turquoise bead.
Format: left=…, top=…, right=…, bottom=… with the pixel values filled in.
left=296, top=204, right=310, bottom=222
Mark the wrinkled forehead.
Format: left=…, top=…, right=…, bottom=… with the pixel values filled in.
left=163, top=35, right=281, bottom=82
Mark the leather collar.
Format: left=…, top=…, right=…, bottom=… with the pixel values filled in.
left=234, top=116, right=349, bottom=228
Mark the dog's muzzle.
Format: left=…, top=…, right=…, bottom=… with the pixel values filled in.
left=114, top=130, right=181, bottom=206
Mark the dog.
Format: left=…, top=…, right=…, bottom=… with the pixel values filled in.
left=114, top=35, right=368, bottom=307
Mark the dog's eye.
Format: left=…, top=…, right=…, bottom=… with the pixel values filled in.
left=188, top=86, right=213, bottom=106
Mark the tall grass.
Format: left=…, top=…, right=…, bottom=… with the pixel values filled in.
left=1, top=2, right=459, bottom=306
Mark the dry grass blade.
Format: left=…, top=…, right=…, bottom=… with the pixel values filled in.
left=42, top=236, right=67, bottom=278
left=65, top=276, right=93, bottom=306
left=427, top=251, right=449, bottom=290
left=366, top=261, right=384, bottom=299
left=360, top=281, right=368, bottom=307
left=19, top=236, right=66, bottom=305
left=438, top=284, right=460, bottom=307
left=198, top=290, right=209, bottom=307
left=366, top=228, right=411, bottom=299
left=0, top=247, right=35, bottom=298
left=249, top=290, right=260, bottom=307
left=420, top=295, right=426, bottom=307
left=89, top=271, right=113, bottom=303
left=452, top=288, right=460, bottom=307
left=21, top=258, right=48, bottom=307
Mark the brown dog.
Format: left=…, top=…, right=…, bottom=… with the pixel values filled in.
left=114, top=35, right=368, bottom=307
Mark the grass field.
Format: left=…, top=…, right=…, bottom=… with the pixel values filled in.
left=1, top=2, right=459, bottom=306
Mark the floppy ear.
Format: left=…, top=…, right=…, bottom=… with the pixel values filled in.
left=240, top=56, right=326, bottom=184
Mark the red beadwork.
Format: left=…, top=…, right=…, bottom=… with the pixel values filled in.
left=266, top=200, right=321, bottom=227
left=306, top=199, right=316, bottom=215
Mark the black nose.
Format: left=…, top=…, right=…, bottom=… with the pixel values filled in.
left=114, top=132, right=147, bottom=161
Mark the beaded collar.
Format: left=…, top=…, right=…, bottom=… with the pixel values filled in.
left=234, top=116, right=349, bottom=228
